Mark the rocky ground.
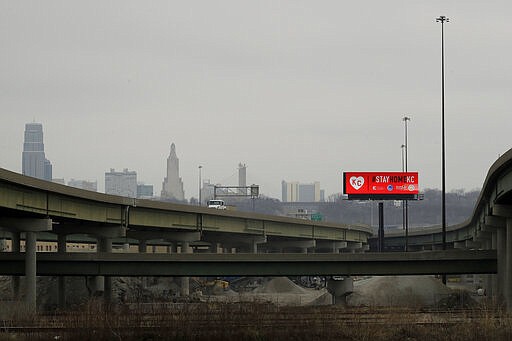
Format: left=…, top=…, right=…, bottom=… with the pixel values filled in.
left=0, top=274, right=478, bottom=311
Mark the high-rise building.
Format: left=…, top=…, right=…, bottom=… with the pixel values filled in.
left=238, top=163, right=247, bottom=188
left=161, top=143, right=185, bottom=201
left=282, top=180, right=323, bottom=202
left=282, top=181, right=299, bottom=202
left=68, top=179, right=98, bottom=192
left=137, top=183, right=154, bottom=198
left=105, top=168, right=137, bottom=198
left=22, top=123, right=52, bottom=181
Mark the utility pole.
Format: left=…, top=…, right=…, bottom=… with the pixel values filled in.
left=436, top=15, right=449, bottom=284
left=403, top=116, right=410, bottom=251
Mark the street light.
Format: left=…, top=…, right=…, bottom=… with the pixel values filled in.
left=198, top=165, right=202, bottom=206
left=403, top=116, right=410, bottom=252
left=436, top=15, right=449, bottom=254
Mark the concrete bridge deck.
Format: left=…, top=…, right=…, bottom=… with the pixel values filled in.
left=0, top=250, right=496, bottom=277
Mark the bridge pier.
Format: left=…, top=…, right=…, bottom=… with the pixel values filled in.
left=488, top=209, right=509, bottom=306
left=497, top=226, right=507, bottom=302
left=506, top=218, right=512, bottom=310
left=265, top=239, right=315, bottom=253
left=484, top=240, right=493, bottom=298
left=25, top=231, right=37, bottom=312
left=11, top=232, right=20, bottom=300
left=346, top=242, right=363, bottom=254
left=98, top=237, right=113, bottom=305
left=315, top=241, right=348, bottom=253
left=0, top=218, right=52, bottom=313
left=57, top=234, right=67, bottom=309
left=492, top=231, right=498, bottom=298
left=180, top=241, right=191, bottom=297
left=57, top=225, right=125, bottom=303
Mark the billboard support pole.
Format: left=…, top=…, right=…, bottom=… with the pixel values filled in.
left=378, top=202, right=384, bottom=252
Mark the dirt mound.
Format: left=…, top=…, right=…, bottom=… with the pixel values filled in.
left=305, top=292, right=333, bottom=306
left=347, top=276, right=452, bottom=307
left=252, top=277, right=308, bottom=294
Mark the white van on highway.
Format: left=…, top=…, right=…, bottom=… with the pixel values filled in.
left=207, top=200, right=227, bottom=210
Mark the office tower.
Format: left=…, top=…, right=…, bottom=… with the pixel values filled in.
left=105, top=168, right=137, bottom=198
left=22, top=123, right=52, bottom=181
left=282, top=180, right=322, bottom=202
left=282, top=181, right=299, bottom=202
left=161, top=143, right=185, bottom=201
left=137, top=183, right=154, bottom=198
left=238, top=163, right=247, bottom=187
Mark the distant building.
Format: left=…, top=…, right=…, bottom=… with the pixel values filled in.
left=161, top=143, right=185, bottom=201
left=200, top=180, right=216, bottom=204
left=22, top=123, right=52, bottom=181
left=105, top=168, right=137, bottom=198
left=282, top=180, right=323, bottom=202
left=282, top=181, right=299, bottom=202
left=137, top=183, right=154, bottom=198
left=238, top=163, right=247, bottom=188
left=68, top=179, right=98, bottom=192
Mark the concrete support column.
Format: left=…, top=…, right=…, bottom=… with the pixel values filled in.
left=138, top=240, right=147, bottom=253
left=492, top=231, right=498, bottom=299
left=180, top=241, right=190, bottom=297
left=484, top=240, right=493, bottom=298
left=12, top=232, right=20, bottom=300
left=497, top=227, right=506, bottom=301
left=0, top=231, right=7, bottom=252
left=507, top=219, right=512, bottom=311
left=252, top=241, right=258, bottom=254
left=57, top=234, right=67, bottom=309
left=300, top=247, right=308, bottom=254
left=209, top=243, right=220, bottom=254
left=98, top=238, right=112, bottom=305
left=25, top=232, right=37, bottom=313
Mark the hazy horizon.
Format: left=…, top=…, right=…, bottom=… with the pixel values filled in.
left=2, top=1, right=510, bottom=199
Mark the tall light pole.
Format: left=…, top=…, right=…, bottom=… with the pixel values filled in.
left=402, top=116, right=411, bottom=251
left=401, top=144, right=406, bottom=248
left=436, top=15, right=449, bottom=255
left=198, top=165, right=202, bottom=206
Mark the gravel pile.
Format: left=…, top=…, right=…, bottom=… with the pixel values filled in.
left=347, top=276, right=453, bottom=307
left=252, top=277, right=309, bottom=294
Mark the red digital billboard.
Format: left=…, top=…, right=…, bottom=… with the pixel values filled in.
left=343, top=172, right=419, bottom=199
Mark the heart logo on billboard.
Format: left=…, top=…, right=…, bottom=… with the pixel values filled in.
left=349, top=176, right=364, bottom=190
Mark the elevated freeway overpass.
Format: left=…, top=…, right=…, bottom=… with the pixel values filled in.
left=3, top=146, right=512, bottom=311
left=372, top=147, right=512, bottom=308
left=0, top=167, right=371, bottom=311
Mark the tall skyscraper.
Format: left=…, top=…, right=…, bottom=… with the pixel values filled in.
left=238, top=163, right=247, bottom=188
left=22, top=123, right=52, bottom=181
left=161, top=143, right=185, bottom=201
left=105, top=168, right=137, bottom=198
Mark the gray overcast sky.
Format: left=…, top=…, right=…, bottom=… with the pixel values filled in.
left=1, top=1, right=511, bottom=199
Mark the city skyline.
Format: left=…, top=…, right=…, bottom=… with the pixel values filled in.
left=22, top=123, right=52, bottom=181
left=2, top=2, right=511, bottom=199
left=11, top=120, right=499, bottom=201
